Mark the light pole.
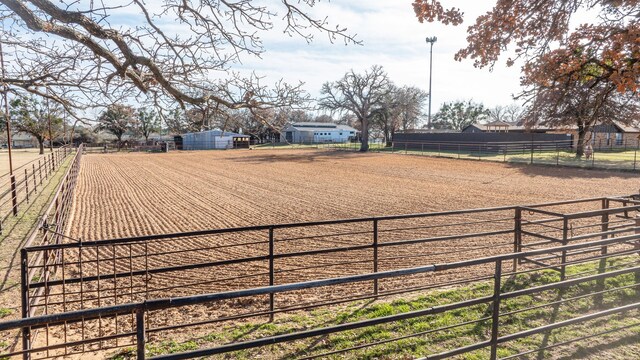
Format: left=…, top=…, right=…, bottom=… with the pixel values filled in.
left=425, top=36, right=437, bottom=129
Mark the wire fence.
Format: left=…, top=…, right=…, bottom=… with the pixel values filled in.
left=3, top=194, right=640, bottom=359
left=0, top=146, right=74, bottom=233
left=343, top=139, right=640, bottom=171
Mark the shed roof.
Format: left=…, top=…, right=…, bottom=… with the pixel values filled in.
left=285, top=123, right=358, bottom=133
left=181, top=129, right=250, bottom=138
left=612, top=120, right=640, bottom=133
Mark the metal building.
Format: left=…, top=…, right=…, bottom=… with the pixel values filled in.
left=280, top=122, right=358, bottom=143
left=179, top=130, right=250, bottom=150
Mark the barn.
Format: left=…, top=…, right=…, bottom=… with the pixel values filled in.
left=179, top=130, right=250, bottom=150
left=280, top=122, right=358, bottom=143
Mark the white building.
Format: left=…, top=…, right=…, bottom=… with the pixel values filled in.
left=280, top=122, right=358, bottom=143
left=180, top=130, right=250, bottom=150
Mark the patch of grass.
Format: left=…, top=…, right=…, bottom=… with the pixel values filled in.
left=142, top=255, right=640, bottom=359
left=0, top=308, right=11, bottom=318
left=146, top=340, right=198, bottom=357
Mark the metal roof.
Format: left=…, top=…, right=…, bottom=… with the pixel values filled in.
left=285, top=123, right=358, bottom=133
left=181, top=129, right=250, bottom=137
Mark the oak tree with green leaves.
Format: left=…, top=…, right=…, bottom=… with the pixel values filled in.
left=432, top=100, right=489, bottom=131
left=10, top=96, right=63, bottom=154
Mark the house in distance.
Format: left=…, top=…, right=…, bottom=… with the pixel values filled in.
left=281, top=122, right=358, bottom=143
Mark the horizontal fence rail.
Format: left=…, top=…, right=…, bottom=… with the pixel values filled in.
left=1, top=192, right=638, bottom=359
left=0, top=146, right=73, bottom=232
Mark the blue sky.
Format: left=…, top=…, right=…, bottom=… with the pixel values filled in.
left=232, top=1, right=525, bottom=113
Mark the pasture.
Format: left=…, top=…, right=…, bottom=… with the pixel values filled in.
left=0, top=149, right=43, bottom=177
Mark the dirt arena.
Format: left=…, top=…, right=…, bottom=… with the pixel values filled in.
left=68, top=148, right=639, bottom=241
left=21, top=149, right=639, bottom=357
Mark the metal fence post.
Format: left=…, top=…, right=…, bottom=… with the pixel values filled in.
left=561, top=217, right=569, bottom=281
left=24, top=169, right=29, bottom=203
left=634, top=149, right=637, bottom=171
left=513, top=208, right=522, bottom=271
left=478, top=144, right=481, bottom=160
left=10, top=174, right=18, bottom=216
left=458, top=144, right=461, bottom=159
left=490, top=260, right=502, bottom=360
left=32, top=164, right=37, bottom=193
left=503, top=145, right=507, bottom=162
left=530, top=141, right=534, bottom=164
left=404, top=143, right=407, bottom=154
left=136, top=307, right=146, bottom=360
left=373, top=219, right=379, bottom=296
left=438, top=143, right=441, bottom=157
left=421, top=143, right=424, bottom=155
left=556, top=144, right=560, bottom=166
left=269, top=227, right=275, bottom=322
left=38, top=160, right=43, bottom=185
left=635, top=215, right=640, bottom=295
left=596, top=199, right=609, bottom=306
left=21, top=249, right=31, bottom=360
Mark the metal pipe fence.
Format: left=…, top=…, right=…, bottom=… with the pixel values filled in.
left=0, top=145, right=74, bottom=232
left=3, top=193, right=639, bottom=359
left=326, top=139, right=640, bottom=171
left=1, top=214, right=639, bottom=359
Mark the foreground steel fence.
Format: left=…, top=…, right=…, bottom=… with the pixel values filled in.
left=1, top=207, right=639, bottom=358
left=0, top=146, right=73, bottom=232
left=1, top=193, right=639, bottom=358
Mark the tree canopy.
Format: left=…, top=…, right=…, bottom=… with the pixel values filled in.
left=96, top=104, right=134, bottom=148
left=413, top=1, right=639, bottom=94
left=1, top=0, right=359, bottom=124
left=9, top=95, right=64, bottom=154
left=432, top=100, right=489, bottom=131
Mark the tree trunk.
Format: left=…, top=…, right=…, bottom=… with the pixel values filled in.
left=384, top=122, right=392, bottom=147
left=576, top=123, right=586, bottom=158
left=37, top=137, right=44, bottom=155
left=360, top=117, right=369, bottom=152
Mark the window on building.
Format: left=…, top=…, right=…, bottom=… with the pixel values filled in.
left=616, top=133, right=623, bottom=146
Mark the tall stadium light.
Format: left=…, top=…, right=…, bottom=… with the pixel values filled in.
left=425, top=36, right=437, bottom=129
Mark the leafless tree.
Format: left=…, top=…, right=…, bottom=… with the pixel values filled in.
left=314, top=114, right=334, bottom=123
left=319, top=65, right=391, bottom=151
left=1, top=0, right=359, bottom=125
left=488, top=104, right=524, bottom=125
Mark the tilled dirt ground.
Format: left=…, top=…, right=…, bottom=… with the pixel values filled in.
left=31, top=149, right=639, bottom=358
left=68, top=149, right=639, bottom=240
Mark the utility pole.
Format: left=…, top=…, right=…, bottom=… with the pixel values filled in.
left=426, top=36, right=437, bottom=129
left=47, top=91, right=53, bottom=152
left=0, top=32, right=14, bottom=176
